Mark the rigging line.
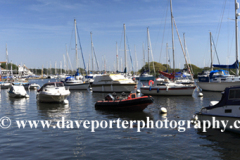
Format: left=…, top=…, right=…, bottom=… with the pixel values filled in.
left=126, top=36, right=134, bottom=72
left=215, top=0, right=227, bottom=47
left=119, top=28, right=123, bottom=56
left=211, top=35, right=221, bottom=64
left=159, top=2, right=169, bottom=63
left=92, top=45, right=99, bottom=71
left=76, top=24, right=87, bottom=76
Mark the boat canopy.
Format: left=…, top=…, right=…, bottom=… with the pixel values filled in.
left=159, top=71, right=175, bottom=79
left=75, top=69, right=81, bottom=76
left=213, top=60, right=239, bottom=69
left=209, top=70, right=229, bottom=79
left=206, top=86, right=240, bottom=109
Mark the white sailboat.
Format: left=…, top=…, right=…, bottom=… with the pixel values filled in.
left=62, top=19, right=90, bottom=90
left=140, top=0, right=196, bottom=96
left=197, top=4, right=240, bottom=92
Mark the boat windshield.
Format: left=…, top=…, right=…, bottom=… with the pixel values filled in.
left=56, top=83, right=64, bottom=87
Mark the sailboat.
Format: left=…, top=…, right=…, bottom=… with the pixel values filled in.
left=140, top=0, right=196, bottom=96
left=62, top=19, right=89, bottom=90
left=91, top=24, right=136, bottom=93
left=197, top=29, right=240, bottom=91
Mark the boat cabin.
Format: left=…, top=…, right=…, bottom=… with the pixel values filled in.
left=38, top=82, right=64, bottom=92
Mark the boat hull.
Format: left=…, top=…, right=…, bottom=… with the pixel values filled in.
left=196, top=113, right=240, bottom=134
left=92, top=84, right=136, bottom=93
left=9, top=93, right=27, bottom=98
left=197, top=81, right=240, bottom=91
left=95, top=96, right=154, bottom=111
left=140, top=86, right=196, bottom=96
left=37, top=94, right=69, bottom=103
left=63, top=82, right=89, bottom=90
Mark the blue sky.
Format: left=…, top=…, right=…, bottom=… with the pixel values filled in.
left=0, top=0, right=238, bottom=71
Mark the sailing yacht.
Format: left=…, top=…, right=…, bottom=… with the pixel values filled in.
left=62, top=19, right=90, bottom=90
left=140, top=0, right=196, bottom=96
left=197, top=7, right=240, bottom=92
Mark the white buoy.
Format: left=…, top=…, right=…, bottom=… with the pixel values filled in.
left=25, top=95, right=29, bottom=98
left=198, top=92, right=203, bottom=97
left=63, top=99, right=69, bottom=104
left=136, top=89, right=140, bottom=93
left=160, top=107, right=167, bottom=113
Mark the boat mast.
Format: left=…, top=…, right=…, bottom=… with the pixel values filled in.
left=210, top=32, right=213, bottom=71
left=170, top=0, right=175, bottom=77
left=74, top=19, right=78, bottom=71
left=166, top=43, right=168, bottom=69
left=6, top=44, right=8, bottom=71
left=124, top=24, right=127, bottom=74
left=90, top=32, right=94, bottom=73
left=235, top=0, right=239, bottom=76
left=116, top=42, right=119, bottom=72
left=142, top=43, right=145, bottom=68
left=147, top=27, right=150, bottom=74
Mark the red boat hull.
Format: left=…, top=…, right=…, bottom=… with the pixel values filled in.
left=95, top=96, right=154, bottom=111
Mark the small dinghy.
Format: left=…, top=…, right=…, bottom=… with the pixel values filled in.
left=95, top=92, right=154, bottom=111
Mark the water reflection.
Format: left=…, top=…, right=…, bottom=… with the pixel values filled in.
left=197, top=129, right=240, bottom=160
left=9, top=97, right=29, bottom=112
left=37, top=102, right=70, bottom=121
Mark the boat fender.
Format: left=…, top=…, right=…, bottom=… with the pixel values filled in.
left=149, top=86, right=151, bottom=91
left=157, top=88, right=159, bottom=93
left=166, top=86, right=168, bottom=91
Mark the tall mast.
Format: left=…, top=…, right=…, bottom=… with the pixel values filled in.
left=235, top=0, right=239, bottom=75
left=90, top=32, right=94, bottom=72
left=147, top=27, right=150, bottom=74
left=142, top=43, right=145, bottom=68
left=134, top=45, right=137, bottom=73
left=166, top=43, right=168, bottom=69
left=116, top=42, right=119, bottom=72
left=74, top=19, right=78, bottom=70
left=210, top=32, right=213, bottom=71
left=6, top=44, right=8, bottom=70
left=124, top=24, right=127, bottom=73
left=170, top=0, right=175, bottom=75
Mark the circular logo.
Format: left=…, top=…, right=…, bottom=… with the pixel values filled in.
left=0, top=116, right=11, bottom=129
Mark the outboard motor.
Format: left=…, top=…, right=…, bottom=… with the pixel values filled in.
left=105, top=94, right=114, bottom=101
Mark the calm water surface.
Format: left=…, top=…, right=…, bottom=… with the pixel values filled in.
left=0, top=79, right=240, bottom=159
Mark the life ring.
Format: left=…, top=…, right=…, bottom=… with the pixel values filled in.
left=148, top=80, right=154, bottom=86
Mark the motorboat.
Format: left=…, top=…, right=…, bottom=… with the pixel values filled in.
left=8, top=84, right=29, bottom=98
left=62, top=76, right=89, bottom=90
left=140, top=79, right=196, bottom=96
left=95, top=92, right=154, bottom=111
left=194, top=86, right=240, bottom=133
left=37, top=82, right=70, bottom=103
left=91, top=74, right=136, bottom=93
left=1, top=82, right=12, bottom=89
left=23, top=83, right=41, bottom=90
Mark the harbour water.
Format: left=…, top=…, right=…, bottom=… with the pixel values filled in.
left=0, top=79, right=239, bottom=159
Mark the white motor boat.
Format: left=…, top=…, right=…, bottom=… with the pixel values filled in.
left=1, top=82, right=12, bottom=89
left=140, top=79, right=196, bottom=96
left=91, top=74, right=136, bottom=93
left=23, top=83, right=41, bottom=90
left=194, top=86, right=240, bottom=133
left=37, top=82, right=70, bottom=103
left=8, top=84, right=29, bottom=98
